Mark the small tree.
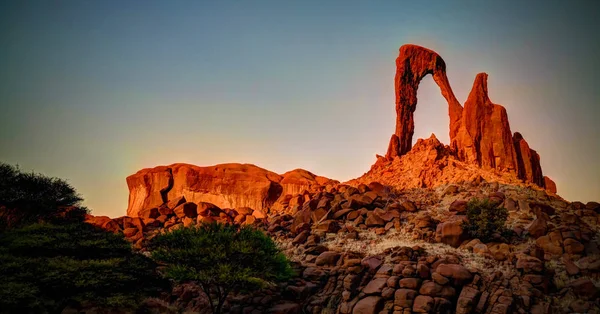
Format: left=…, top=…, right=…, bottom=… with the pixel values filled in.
left=0, top=222, right=168, bottom=313
left=0, top=163, right=86, bottom=230
left=462, top=198, right=508, bottom=242
left=149, top=223, right=293, bottom=314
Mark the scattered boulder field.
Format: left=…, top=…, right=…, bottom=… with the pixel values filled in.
left=87, top=44, right=599, bottom=313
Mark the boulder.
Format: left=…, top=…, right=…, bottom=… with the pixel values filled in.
left=365, top=212, right=386, bottom=227
left=395, top=289, right=417, bottom=308
left=419, top=281, right=442, bottom=296
left=315, top=251, right=341, bottom=266
left=527, top=218, right=547, bottom=239
left=399, top=278, right=422, bottom=290
left=352, top=296, right=383, bottom=314
left=314, top=220, right=340, bottom=233
left=363, top=278, right=388, bottom=295
left=235, top=207, right=254, bottom=215
left=333, top=208, right=354, bottom=220
left=435, top=264, right=473, bottom=285
left=449, top=200, right=467, bottom=213
left=197, top=202, right=220, bottom=217
left=166, top=196, right=186, bottom=210
left=456, top=286, right=481, bottom=314
left=361, top=256, right=382, bottom=271
left=173, top=202, right=198, bottom=218
left=435, top=216, right=468, bottom=247
left=139, top=207, right=160, bottom=219
left=412, top=295, right=434, bottom=313
left=292, top=230, right=310, bottom=245
left=252, top=209, right=267, bottom=219
left=516, top=254, right=544, bottom=273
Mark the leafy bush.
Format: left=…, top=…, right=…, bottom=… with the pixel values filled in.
left=0, top=163, right=86, bottom=230
left=0, top=222, right=168, bottom=313
left=462, top=197, right=508, bottom=242
left=149, top=222, right=294, bottom=314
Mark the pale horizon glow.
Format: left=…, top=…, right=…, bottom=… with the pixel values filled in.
left=1, top=1, right=599, bottom=217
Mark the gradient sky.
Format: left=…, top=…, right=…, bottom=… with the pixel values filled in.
left=1, top=1, right=599, bottom=217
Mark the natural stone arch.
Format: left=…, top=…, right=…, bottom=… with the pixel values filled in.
left=386, top=44, right=463, bottom=159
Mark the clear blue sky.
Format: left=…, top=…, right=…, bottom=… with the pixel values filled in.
left=1, top=0, right=599, bottom=217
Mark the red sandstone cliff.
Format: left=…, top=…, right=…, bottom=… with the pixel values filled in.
left=126, top=163, right=337, bottom=217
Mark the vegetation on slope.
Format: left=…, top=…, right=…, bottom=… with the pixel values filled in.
left=463, top=197, right=509, bottom=242
left=149, top=222, right=294, bottom=314
left=0, top=162, right=167, bottom=313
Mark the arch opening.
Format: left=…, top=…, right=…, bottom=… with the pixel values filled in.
left=412, top=76, right=451, bottom=146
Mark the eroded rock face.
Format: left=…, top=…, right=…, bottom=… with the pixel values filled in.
left=453, top=73, right=517, bottom=172
left=280, top=169, right=336, bottom=196
left=126, top=163, right=334, bottom=217
left=387, top=44, right=462, bottom=159
left=384, top=44, right=556, bottom=192
left=513, top=132, right=544, bottom=187
left=544, top=176, right=557, bottom=194
left=126, top=166, right=173, bottom=216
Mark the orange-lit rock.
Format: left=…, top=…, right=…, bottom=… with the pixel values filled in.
left=382, top=44, right=555, bottom=192
left=544, top=176, right=557, bottom=194
left=513, top=132, right=544, bottom=186
left=453, top=73, right=517, bottom=172
left=126, top=163, right=334, bottom=217
left=390, top=44, right=462, bottom=158
left=280, top=169, right=337, bottom=196
left=126, top=166, right=173, bottom=216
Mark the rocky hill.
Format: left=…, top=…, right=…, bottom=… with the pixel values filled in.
left=86, top=44, right=599, bottom=314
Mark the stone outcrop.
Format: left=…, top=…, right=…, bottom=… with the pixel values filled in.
left=513, top=132, right=544, bottom=186
left=280, top=169, right=336, bottom=196
left=387, top=44, right=462, bottom=159
left=126, top=163, right=335, bottom=217
left=384, top=44, right=556, bottom=192
left=544, top=176, right=557, bottom=194
left=453, top=73, right=517, bottom=172
left=351, top=133, right=528, bottom=191
left=90, top=172, right=600, bottom=314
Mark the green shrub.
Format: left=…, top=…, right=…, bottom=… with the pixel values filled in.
left=149, top=222, right=294, bottom=314
left=462, top=197, right=508, bottom=242
left=0, top=163, right=86, bottom=230
left=0, top=222, right=168, bottom=313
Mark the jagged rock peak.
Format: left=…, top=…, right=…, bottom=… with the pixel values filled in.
left=383, top=44, right=556, bottom=192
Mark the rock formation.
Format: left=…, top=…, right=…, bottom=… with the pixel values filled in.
left=544, top=176, right=557, bottom=194
left=387, top=45, right=462, bottom=159
left=83, top=43, right=595, bottom=314
left=453, top=73, right=517, bottom=172
left=89, top=177, right=600, bottom=314
left=513, top=132, right=544, bottom=186
left=126, top=163, right=336, bottom=217
left=384, top=44, right=555, bottom=192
